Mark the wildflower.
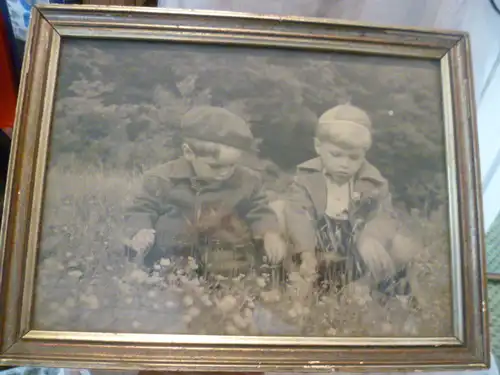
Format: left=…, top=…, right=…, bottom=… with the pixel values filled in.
left=188, top=307, right=201, bottom=317
left=68, top=270, right=83, bottom=279
left=200, top=294, right=213, bottom=307
left=160, top=258, right=171, bottom=267
left=147, top=290, right=157, bottom=298
left=165, top=301, right=177, bottom=309
left=255, top=277, right=266, bottom=288
left=129, top=269, right=148, bottom=283
left=183, top=295, right=194, bottom=307
left=217, top=295, right=238, bottom=313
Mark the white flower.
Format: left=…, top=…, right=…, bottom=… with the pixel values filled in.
left=165, top=301, right=177, bottom=309
left=200, top=294, right=213, bottom=307
left=255, top=277, right=266, bottom=288
left=217, top=295, right=238, bottom=313
left=183, top=295, right=194, bottom=307
left=147, top=290, right=157, bottom=298
left=129, top=269, right=148, bottom=283
left=160, top=258, right=171, bottom=267
left=188, top=307, right=201, bottom=317
left=68, top=270, right=83, bottom=279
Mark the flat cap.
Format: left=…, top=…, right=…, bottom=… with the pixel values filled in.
left=181, top=106, right=255, bottom=151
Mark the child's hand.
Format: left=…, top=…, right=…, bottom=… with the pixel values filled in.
left=130, top=229, right=156, bottom=254
left=357, top=235, right=395, bottom=281
left=263, top=231, right=287, bottom=264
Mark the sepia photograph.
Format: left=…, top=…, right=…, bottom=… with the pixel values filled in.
left=0, top=6, right=488, bottom=371
left=32, top=37, right=453, bottom=338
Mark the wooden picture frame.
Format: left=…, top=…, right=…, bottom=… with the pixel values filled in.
left=0, top=5, right=489, bottom=372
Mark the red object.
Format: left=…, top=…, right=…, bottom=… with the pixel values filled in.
left=0, top=13, right=16, bottom=130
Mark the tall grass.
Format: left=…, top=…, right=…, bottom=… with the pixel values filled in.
left=34, top=167, right=452, bottom=337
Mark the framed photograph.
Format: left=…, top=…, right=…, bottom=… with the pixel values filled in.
left=0, top=5, right=488, bottom=372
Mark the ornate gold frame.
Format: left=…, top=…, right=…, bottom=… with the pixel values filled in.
left=0, top=5, right=489, bottom=372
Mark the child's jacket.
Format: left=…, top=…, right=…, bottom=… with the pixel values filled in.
left=284, top=157, right=416, bottom=274
left=125, top=157, right=280, bottom=253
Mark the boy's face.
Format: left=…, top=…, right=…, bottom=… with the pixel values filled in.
left=314, top=138, right=366, bottom=183
left=183, top=141, right=243, bottom=180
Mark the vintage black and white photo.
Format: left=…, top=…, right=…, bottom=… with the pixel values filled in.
left=33, top=38, right=453, bottom=338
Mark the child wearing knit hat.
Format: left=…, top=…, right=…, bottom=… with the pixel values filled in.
left=285, top=104, right=417, bottom=297
left=124, top=106, right=286, bottom=271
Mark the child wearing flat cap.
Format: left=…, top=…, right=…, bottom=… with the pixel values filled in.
left=125, top=106, right=286, bottom=271
left=284, top=104, right=418, bottom=297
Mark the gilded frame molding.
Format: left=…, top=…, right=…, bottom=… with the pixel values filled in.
left=0, top=5, right=488, bottom=371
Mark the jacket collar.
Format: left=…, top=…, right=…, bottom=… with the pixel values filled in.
left=297, top=157, right=385, bottom=185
